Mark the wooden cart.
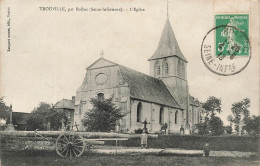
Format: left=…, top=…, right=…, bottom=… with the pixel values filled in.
left=1, top=130, right=157, bottom=158
left=1, top=131, right=130, bottom=158
left=54, top=132, right=128, bottom=157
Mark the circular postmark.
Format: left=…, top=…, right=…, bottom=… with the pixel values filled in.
left=201, top=25, right=251, bottom=76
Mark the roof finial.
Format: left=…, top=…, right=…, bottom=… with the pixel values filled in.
left=167, top=0, right=169, bottom=18
left=100, top=50, right=104, bottom=58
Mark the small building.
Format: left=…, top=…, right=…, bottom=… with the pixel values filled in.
left=53, top=98, right=75, bottom=130
left=12, top=112, right=30, bottom=131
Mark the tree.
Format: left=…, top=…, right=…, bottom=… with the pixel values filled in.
left=244, top=115, right=260, bottom=135
left=208, top=116, right=224, bottom=135
left=48, top=110, right=67, bottom=130
left=227, top=115, right=233, bottom=125
left=196, top=122, right=209, bottom=135
left=229, top=98, right=250, bottom=133
left=225, top=125, right=233, bottom=134
left=202, top=96, right=222, bottom=118
left=82, top=96, right=126, bottom=132
left=27, top=102, right=51, bottom=130
left=196, top=117, right=224, bottom=136
left=27, top=102, right=67, bottom=130
left=197, top=96, right=222, bottom=135
left=0, top=97, right=10, bottom=121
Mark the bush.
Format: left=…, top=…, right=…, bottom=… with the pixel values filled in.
left=196, top=123, right=209, bottom=135
left=105, top=134, right=259, bottom=152
left=209, top=116, right=224, bottom=136
left=27, top=102, right=67, bottom=131
left=134, top=128, right=143, bottom=134
left=82, top=97, right=125, bottom=132
left=244, top=116, right=260, bottom=135
left=225, top=125, right=233, bottom=134
left=196, top=116, right=224, bottom=136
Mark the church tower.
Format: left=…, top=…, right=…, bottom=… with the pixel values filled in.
left=148, top=17, right=189, bottom=128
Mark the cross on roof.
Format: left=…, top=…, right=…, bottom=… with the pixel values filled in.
left=100, top=50, right=104, bottom=58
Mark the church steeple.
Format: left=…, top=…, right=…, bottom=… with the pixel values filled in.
left=167, top=0, right=169, bottom=19
left=148, top=11, right=189, bottom=112
left=148, top=19, right=187, bottom=62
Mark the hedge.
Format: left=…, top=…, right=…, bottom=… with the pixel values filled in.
left=105, top=134, right=259, bottom=152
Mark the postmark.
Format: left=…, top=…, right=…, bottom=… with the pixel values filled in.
left=201, top=14, right=251, bottom=76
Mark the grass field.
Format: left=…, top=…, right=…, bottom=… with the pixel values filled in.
left=0, top=150, right=259, bottom=166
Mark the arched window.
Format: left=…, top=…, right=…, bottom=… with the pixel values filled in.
left=175, top=111, right=178, bottom=124
left=159, top=107, right=164, bottom=125
left=165, top=62, right=169, bottom=75
left=97, top=93, right=104, bottom=101
left=177, top=59, right=181, bottom=77
left=181, top=62, right=185, bottom=78
left=157, top=65, right=160, bottom=76
left=162, top=59, right=169, bottom=76
left=137, top=102, right=143, bottom=122
left=154, top=60, right=160, bottom=77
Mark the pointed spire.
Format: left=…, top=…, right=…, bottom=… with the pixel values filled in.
left=148, top=18, right=187, bottom=62
left=167, top=0, right=169, bottom=19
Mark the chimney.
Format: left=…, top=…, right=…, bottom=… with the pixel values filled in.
left=72, top=96, right=75, bottom=103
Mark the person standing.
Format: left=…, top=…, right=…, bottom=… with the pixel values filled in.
left=161, top=125, right=165, bottom=135
left=161, top=123, right=168, bottom=135
left=204, top=143, right=210, bottom=157
left=180, top=125, right=184, bottom=135
left=164, top=123, right=168, bottom=135
left=141, top=129, right=148, bottom=149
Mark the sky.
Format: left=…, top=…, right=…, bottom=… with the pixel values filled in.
left=1, top=0, right=259, bottom=125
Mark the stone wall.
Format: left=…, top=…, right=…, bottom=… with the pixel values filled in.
left=130, top=99, right=183, bottom=134
left=74, top=65, right=130, bottom=131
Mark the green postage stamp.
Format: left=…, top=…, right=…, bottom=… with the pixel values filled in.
left=201, top=14, right=251, bottom=76
left=215, top=14, right=249, bottom=57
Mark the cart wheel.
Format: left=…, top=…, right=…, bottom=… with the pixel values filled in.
left=56, top=132, right=86, bottom=158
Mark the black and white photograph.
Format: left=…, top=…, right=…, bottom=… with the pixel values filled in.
left=0, top=0, right=259, bottom=165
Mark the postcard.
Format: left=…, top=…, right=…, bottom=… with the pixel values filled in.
left=0, top=0, right=259, bottom=165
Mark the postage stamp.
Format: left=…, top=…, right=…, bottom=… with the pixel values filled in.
left=201, top=14, right=251, bottom=76
left=215, top=14, right=249, bottom=57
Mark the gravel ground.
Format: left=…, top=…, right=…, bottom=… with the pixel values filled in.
left=90, top=146, right=256, bottom=157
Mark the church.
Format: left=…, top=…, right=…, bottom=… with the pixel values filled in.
left=72, top=18, right=201, bottom=134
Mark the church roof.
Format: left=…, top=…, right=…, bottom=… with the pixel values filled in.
left=148, top=19, right=187, bottom=62
left=54, top=99, right=74, bottom=110
left=86, top=57, right=118, bottom=70
left=189, top=95, right=200, bottom=107
left=119, top=65, right=181, bottom=109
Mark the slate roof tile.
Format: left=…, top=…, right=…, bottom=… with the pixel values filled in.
left=189, top=95, right=200, bottom=106
left=149, top=19, right=187, bottom=62
left=119, top=65, right=181, bottom=109
left=54, top=99, right=74, bottom=110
